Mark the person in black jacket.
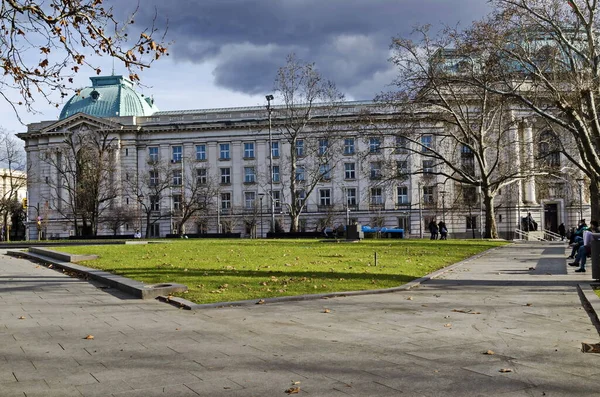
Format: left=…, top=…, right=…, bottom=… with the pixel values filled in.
left=558, top=223, right=566, bottom=241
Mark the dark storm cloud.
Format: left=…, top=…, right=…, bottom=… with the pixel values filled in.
left=117, top=0, right=491, bottom=99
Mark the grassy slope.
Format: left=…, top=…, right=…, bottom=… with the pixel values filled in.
left=58, top=239, right=507, bottom=304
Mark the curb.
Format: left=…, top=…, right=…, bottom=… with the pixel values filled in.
left=578, top=283, right=600, bottom=333
left=6, top=249, right=187, bottom=299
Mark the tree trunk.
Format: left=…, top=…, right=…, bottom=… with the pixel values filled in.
left=145, top=212, right=152, bottom=238
left=289, top=211, right=299, bottom=233
left=483, top=192, right=498, bottom=239
left=589, top=177, right=600, bottom=223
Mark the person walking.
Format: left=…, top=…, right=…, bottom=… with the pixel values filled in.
left=438, top=221, right=448, bottom=240
left=428, top=219, right=438, bottom=240
left=558, top=223, right=566, bottom=241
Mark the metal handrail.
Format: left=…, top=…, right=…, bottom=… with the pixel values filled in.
left=541, top=228, right=561, bottom=241
left=515, top=229, right=546, bottom=241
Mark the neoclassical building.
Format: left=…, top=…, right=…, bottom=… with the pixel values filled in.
left=18, top=75, right=589, bottom=240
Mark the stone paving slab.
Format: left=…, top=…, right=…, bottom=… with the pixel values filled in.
left=1, top=242, right=600, bottom=396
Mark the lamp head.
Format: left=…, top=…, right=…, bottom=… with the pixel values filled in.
left=265, top=94, right=274, bottom=101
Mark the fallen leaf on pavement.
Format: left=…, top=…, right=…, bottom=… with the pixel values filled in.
left=499, top=368, right=512, bottom=373
left=484, top=350, right=495, bottom=355
left=256, top=299, right=265, bottom=305
left=84, top=335, right=94, bottom=340
left=285, top=386, right=300, bottom=394
left=452, top=309, right=481, bottom=315
left=323, top=309, right=331, bottom=313
left=444, top=323, right=452, bottom=328
left=407, top=296, right=413, bottom=300
left=18, top=316, right=25, bottom=320
left=525, top=303, right=532, bottom=307
left=291, top=381, right=301, bottom=385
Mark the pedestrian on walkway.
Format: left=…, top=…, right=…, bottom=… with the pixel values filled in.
left=558, top=223, right=566, bottom=241
left=438, top=221, right=448, bottom=240
left=428, top=219, right=438, bottom=240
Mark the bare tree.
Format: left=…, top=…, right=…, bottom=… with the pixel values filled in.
left=125, top=158, right=171, bottom=238
left=273, top=53, right=346, bottom=232
left=42, top=126, right=118, bottom=236
left=0, top=130, right=26, bottom=237
left=101, top=205, right=135, bottom=236
left=462, top=0, right=600, bottom=218
left=373, top=26, right=527, bottom=238
left=0, top=0, right=168, bottom=120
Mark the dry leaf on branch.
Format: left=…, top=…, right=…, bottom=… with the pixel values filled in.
left=285, top=386, right=300, bottom=394
left=84, top=335, right=94, bottom=340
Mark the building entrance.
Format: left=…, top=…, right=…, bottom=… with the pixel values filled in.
left=544, top=203, right=559, bottom=232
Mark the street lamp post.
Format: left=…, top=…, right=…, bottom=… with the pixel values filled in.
left=440, top=190, right=446, bottom=223
left=266, top=94, right=275, bottom=233
left=478, top=180, right=483, bottom=239
left=418, top=181, right=423, bottom=239
left=259, top=193, right=264, bottom=238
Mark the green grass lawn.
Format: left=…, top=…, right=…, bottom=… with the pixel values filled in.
left=55, top=239, right=507, bottom=304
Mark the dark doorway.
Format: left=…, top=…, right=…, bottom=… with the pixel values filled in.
left=544, top=203, right=558, bottom=232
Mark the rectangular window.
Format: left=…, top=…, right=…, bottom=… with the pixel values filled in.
left=196, top=144, right=206, bottom=161
left=346, top=188, right=357, bottom=206
left=221, top=192, right=232, bottom=209
left=369, top=137, right=382, bottom=153
left=371, top=188, right=383, bottom=205
left=272, top=165, right=280, bottom=183
left=296, top=189, right=306, bottom=206
left=319, top=164, right=331, bottom=180
left=244, top=167, right=256, bottom=183
left=272, top=190, right=281, bottom=208
left=196, top=168, right=207, bottom=185
left=173, top=194, right=182, bottom=211
left=370, top=162, right=382, bottom=179
left=172, top=169, right=182, bottom=186
left=466, top=215, right=477, bottom=229
left=423, top=186, right=434, bottom=204
left=296, top=140, right=305, bottom=157
left=125, top=148, right=129, bottom=157
left=244, top=191, right=256, bottom=209
left=318, top=139, right=329, bottom=156
left=295, top=166, right=305, bottom=181
left=150, top=223, right=160, bottom=237
left=319, top=189, right=331, bottom=206
left=149, top=147, right=159, bottom=162
left=344, top=163, right=356, bottom=179
left=395, top=136, right=408, bottom=154
left=150, top=195, right=160, bottom=211
left=271, top=141, right=280, bottom=158
left=423, top=160, right=434, bottom=173
left=220, top=168, right=231, bottom=184
left=244, top=142, right=255, bottom=158
left=149, top=171, right=159, bottom=187
left=397, top=160, right=408, bottom=175
left=172, top=146, right=182, bottom=163
left=220, top=143, right=230, bottom=160
left=421, top=135, right=432, bottom=152
left=397, top=186, right=409, bottom=204
left=344, top=138, right=355, bottom=155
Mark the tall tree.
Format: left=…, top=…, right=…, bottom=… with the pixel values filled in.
left=0, top=0, right=167, bottom=119
left=42, top=125, right=118, bottom=236
left=273, top=54, right=345, bottom=232
left=0, top=129, right=26, bottom=238
left=375, top=26, right=527, bottom=238
left=462, top=0, right=600, bottom=218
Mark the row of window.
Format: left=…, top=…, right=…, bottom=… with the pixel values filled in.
left=147, top=135, right=435, bottom=163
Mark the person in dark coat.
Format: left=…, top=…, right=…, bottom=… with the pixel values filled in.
left=428, top=219, right=438, bottom=240
left=438, top=221, right=448, bottom=240
left=558, top=223, right=566, bottom=241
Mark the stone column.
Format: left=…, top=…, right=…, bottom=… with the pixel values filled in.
left=522, top=119, right=537, bottom=205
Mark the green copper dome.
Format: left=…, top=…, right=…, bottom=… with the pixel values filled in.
left=59, top=75, right=159, bottom=119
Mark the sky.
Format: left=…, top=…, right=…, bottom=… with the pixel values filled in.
left=1, top=0, right=492, bottom=135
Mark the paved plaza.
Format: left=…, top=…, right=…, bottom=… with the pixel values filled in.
left=1, top=241, right=599, bottom=396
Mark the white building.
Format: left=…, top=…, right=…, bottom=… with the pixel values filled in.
left=18, top=75, right=589, bottom=240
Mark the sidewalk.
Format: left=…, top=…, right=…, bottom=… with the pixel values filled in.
left=0, top=241, right=599, bottom=396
